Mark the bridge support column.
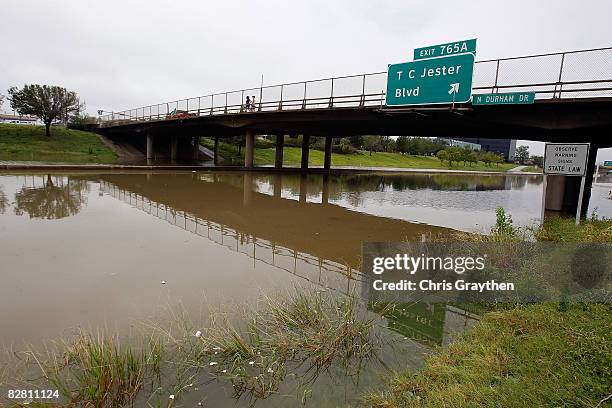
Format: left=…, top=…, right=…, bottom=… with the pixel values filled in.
left=245, top=130, right=255, bottom=168
left=170, top=136, right=178, bottom=161
left=323, top=137, right=332, bottom=172
left=146, top=134, right=154, bottom=159
left=192, top=136, right=199, bottom=160
left=275, top=135, right=284, bottom=169
left=579, top=142, right=599, bottom=218
left=213, top=137, right=220, bottom=165
left=301, top=135, right=310, bottom=171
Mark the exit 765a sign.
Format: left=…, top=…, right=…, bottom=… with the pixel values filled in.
left=386, top=53, right=475, bottom=106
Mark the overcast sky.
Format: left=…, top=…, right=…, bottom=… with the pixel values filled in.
left=1, top=0, right=611, bottom=160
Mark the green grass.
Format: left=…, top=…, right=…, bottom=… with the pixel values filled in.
left=200, top=138, right=517, bottom=172
left=521, top=166, right=543, bottom=173
left=0, top=124, right=117, bottom=163
left=534, top=215, right=612, bottom=243
left=362, top=303, right=611, bottom=408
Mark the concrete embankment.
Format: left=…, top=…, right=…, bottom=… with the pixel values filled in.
left=0, top=162, right=542, bottom=176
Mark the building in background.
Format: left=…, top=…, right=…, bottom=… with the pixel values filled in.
left=0, top=114, right=40, bottom=125
left=437, top=138, right=481, bottom=150
left=453, top=138, right=517, bottom=162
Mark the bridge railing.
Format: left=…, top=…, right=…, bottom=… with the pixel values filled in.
left=100, top=46, right=612, bottom=125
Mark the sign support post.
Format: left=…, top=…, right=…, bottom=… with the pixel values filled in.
left=575, top=175, right=586, bottom=225
left=540, top=174, right=548, bottom=223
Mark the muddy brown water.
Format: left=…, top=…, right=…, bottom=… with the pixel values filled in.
left=1, top=171, right=609, bottom=406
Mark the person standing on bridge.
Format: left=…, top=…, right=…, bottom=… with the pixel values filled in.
left=245, top=96, right=251, bottom=112
left=251, top=95, right=256, bottom=111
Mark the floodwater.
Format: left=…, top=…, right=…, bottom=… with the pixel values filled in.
left=0, top=171, right=610, bottom=406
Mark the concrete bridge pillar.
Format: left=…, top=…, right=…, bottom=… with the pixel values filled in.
left=579, top=142, right=599, bottom=218
left=301, top=135, right=310, bottom=171
left=323, top=137, right=333, bottom=172
left=146, top=134, right=154, bottom=159
left=275, top=135, right=284, bottom=169
left=213, top=137, right=220, bottom=165
left=192, top=136, right=199, bottom=160
left=170, top=136, right=178, bottom=161
left=245, top=130, right=255, bottom=168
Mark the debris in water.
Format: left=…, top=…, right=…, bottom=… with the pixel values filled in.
left=169, top=394, right=175, bottom=400
left=209, top=362, right=218, bottom=366
left=161, top=280, right=166, bottom=285
left=195, top=330, right=202, bottom=337
left=248, top=361, right=255, bottom=365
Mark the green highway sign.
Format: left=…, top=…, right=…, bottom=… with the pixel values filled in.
left=386, top=53, right=475, bottom=106
left=473, top=92, right=535, bottom=105
left=414, top=39, right=477, bottom=60
left=603, top=160, right=612, bottom=167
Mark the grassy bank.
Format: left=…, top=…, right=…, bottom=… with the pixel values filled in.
left=363, top=215, right=612, bottom=408
left=521, top=165, right=543, bottom=173
left=0, top=124, right=117, bottom=163
left=363, top=303, right=611, bottom=408
left=201, top=138, right=517, bottom=172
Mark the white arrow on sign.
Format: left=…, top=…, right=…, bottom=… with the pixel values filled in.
left=448, top=83, right=460, bottom=95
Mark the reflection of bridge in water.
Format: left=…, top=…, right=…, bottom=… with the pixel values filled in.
left=100, top=180, right=365, bottom=297
left=98, top=173, right=478, bottom=346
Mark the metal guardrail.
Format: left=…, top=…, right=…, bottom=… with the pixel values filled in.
left=100, top=47, right=612, bottom=125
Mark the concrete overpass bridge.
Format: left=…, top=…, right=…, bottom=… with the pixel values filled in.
left=98, top=46, right=612, bottom=215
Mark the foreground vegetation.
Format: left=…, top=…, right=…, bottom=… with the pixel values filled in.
left=0, top=124, right=117, bottom=163
left=201, top=137, right=517, bottom=172
left=362, top=213, right=612, bottom=408
left=363, top=303, right=611, bottom=408
left=4, top=290, right=381, bottom=407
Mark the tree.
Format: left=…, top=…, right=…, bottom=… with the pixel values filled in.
left=362, top=136, right=381, bottom=156
left=492, top=153, right=505, bottom=167
left=447, top=147, right=463, bottom=166
left=531, top=155, right=544, bottom=167
left=8, top=84, right=82, bottom=137
left=459, top=146, right=473, bottom=166
left=436, top=149, right=449, bottom=164
left=515, top=145, right=530, bottom=164
left=348, top=135, right=363, bottom=149
left=436, top=147, right=462, bottom=166
left=396, top=136, right=408, bottom=155
left=480, top=151, right=496, bottom=166
left=466, top=151, right=479, bottom=166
